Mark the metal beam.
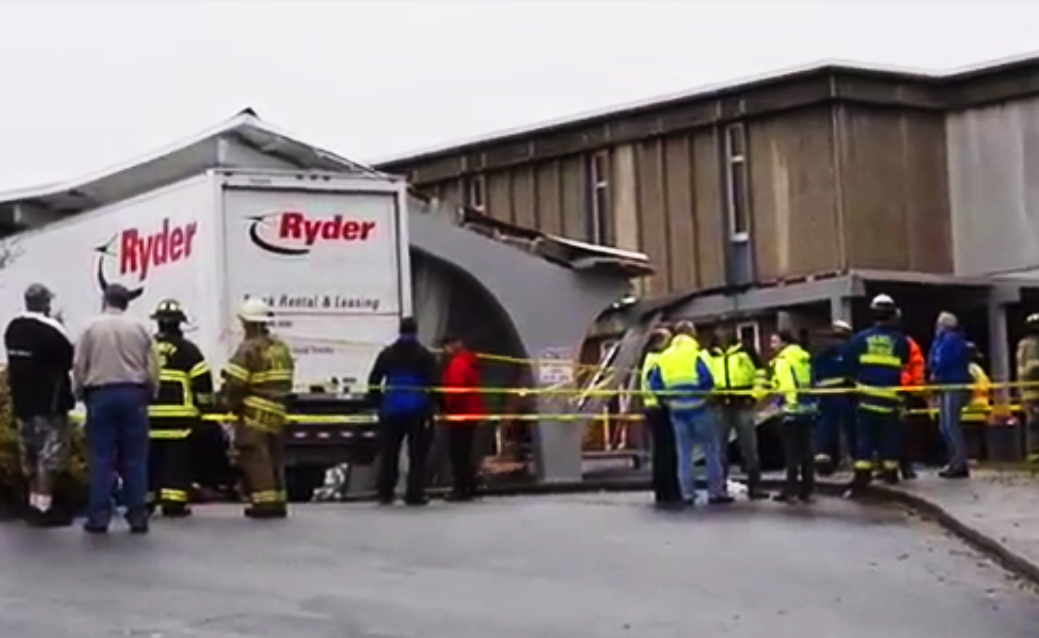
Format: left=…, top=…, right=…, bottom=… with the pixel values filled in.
left=669, top=276, right=863, bottom=320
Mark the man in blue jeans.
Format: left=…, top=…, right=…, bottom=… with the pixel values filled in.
left=928, top=311, right=972, bottom=479
left=73, top=284, right=159, bottom=534
left=648, top=321, right=730, bottom=507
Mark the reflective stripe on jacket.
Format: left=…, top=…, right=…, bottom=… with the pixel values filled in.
left=705, top=343, right=767, bottom=402
left=843, top=325, right=910, bottom=413
left=647, top=335, right=714, bottom=414
left=149, top=334, right=214, bottom=435
left=221, top=333, right=295, bottom=432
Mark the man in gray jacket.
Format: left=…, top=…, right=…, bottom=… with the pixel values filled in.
left=73, top=284, right=159, bottom=534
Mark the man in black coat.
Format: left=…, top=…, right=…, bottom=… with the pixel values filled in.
left=3, top=284, right=75, bottom=527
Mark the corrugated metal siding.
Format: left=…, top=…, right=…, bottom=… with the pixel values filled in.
left=663, top=135, right=697, bottom=291
left=691, top=128, right=726, bottom=288
left=511, top=165, right=537, bottom=229
left=612, top=144, right=640, bottom=253
left=838, top=106, right=913, bottom=270
left=636, top=138, right=670, bottom=294
left=486, top=170, right=513, bottom=223
left=748, top=107, right=840, bottom=281
left=534, top=160, right=563, bottom=235
left=903, top=111, right=952, bottom=273
left=560, top=156, right=586, bottom=240
left=947, top=97, right=1039, bottom=275
left=440, top=179, right=463, bottom=207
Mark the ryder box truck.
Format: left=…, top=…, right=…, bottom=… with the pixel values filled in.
left=0, top=168, right=411, bottom=388
left=0, top=168, right=412, bottom=494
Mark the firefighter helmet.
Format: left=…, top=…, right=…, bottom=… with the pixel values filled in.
left=151, top=298, right=187, bottom=322
left=870, top=294, right=897, bottom=310
left=238, top=297, right=273, bottom=324
left=1027, top=313, right=1039, bottom=327
left=830, top=319, right=853, bottom=335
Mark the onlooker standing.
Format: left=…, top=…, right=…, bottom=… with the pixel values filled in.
left=928, top=311, right=973, bottom=479
left=368, top=317, right=439, bottom=506
left=648, top=321, right=730, bottom=506
left=73, top=284, right=159, bottom=534
left=704, top=321, right=769, bottom=500
left=640, top=328, right=681, bottom=507
left=1015, top=314, right=1039, bottom=463
left=769, top=331, right=817, bottom=503
left=3, top=284, right=75, bottom=527
left=439, top=334, right=485, bottom=501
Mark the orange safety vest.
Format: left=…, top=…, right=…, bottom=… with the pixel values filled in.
left=901, top=337, right=925, bottom=389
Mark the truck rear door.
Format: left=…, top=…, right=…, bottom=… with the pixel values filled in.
left=218, top=172, right=410, bottom=391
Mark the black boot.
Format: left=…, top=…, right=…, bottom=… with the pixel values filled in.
left=844, top=469, right=872, bottom=499
left=161, top=504, right=193, bottom=518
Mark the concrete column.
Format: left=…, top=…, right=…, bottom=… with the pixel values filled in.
left=829, top=295, right=853, bottom=325
left=988, top=298, right=1011, bottom=409
left=532, top=348, right=583, bottom=483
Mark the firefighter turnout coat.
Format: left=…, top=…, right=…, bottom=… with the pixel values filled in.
left=151, top=334, right=214, bottom=434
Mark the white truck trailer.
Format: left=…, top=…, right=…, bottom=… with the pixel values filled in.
left=0, top=168, right=411, bottom=388
left=0, top=168, right=412, bottom=496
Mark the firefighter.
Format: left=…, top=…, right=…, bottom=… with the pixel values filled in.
left=220, top=297, right=295, bottom=519
left=812, top=320, right=855, bottom=477
left=1017, top=314, right=1039, bottom=464
left=843, top=294, right=911, bottom=493
left=148, top=299, right=213, bottom=517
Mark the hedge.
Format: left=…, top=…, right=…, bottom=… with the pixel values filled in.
left=0, top=370, right=89, bottom=515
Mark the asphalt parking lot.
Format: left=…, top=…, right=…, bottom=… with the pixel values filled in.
left=1, top=493, right=1038, bottom=638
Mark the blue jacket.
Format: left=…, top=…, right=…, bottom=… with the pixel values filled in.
left=813, top=343, right=853, bottom=407
left=367, top=336, right=439, bottom=417
left=928, top=330, right=972, bottom=385
left=843, top=325, right=910, bottom=413
left=647, top=335, right=714, bottom=417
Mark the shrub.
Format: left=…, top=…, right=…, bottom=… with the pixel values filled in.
left=0, top=369, right=88, bottom=515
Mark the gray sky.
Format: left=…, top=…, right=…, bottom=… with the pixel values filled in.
left=1, top=0, right=1037, bottom=191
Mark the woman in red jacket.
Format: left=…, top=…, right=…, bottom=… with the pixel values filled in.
left=440, top=334, right=486, bottom=501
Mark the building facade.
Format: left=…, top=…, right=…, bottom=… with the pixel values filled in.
left=375, top=56, right=1039, bottom=301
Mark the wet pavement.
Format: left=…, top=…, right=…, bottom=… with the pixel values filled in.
left=878, top=469, right=1039, bottom=571
left=1, top=494, right=1038, bottom=638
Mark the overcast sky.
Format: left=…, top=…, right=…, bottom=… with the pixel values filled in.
left=0, top=0, right=1037, bottom=191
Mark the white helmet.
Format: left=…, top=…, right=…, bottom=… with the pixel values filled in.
left=831, top=319, right=853, bottom=334
left=238, top=297, right=273, bottom=324
left=870, top=293, right=896, bottom=309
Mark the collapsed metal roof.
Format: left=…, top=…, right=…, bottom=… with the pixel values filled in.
left=0, top=107, right=388, bottom=221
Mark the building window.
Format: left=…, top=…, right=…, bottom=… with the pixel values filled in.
left=737, top=320, right=760, bottom=353
left=586, top=151, right=610, bottom=244
left=724, top=123, right=749, bottom=242
left=466, top=174, right=485, bottom=212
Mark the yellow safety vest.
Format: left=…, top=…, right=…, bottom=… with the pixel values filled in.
left=771, top=343, right=814, bottom=413
left=656, top=335, right=709, bottom=412
left=641, top=351, right=663, bottom=408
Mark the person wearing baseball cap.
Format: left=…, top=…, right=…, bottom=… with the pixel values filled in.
left=74, top=283, right=159, bottom=534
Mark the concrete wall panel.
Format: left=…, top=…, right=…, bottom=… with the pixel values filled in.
left=947, top=97, right=1039, bottom=275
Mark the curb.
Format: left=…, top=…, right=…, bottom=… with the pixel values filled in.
left=867, top=484, right=1039, bottom=587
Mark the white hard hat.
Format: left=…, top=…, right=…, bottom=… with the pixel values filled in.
left=238, top=297, right=273, bottom=324
left=870, top=294, right=896, bottom=309
left=831, top=319, right=853, bottom=334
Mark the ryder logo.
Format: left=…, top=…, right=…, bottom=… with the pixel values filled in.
left=95, top=218, right=198, bottom=296
left=247, top=211, right=376, bottom=256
